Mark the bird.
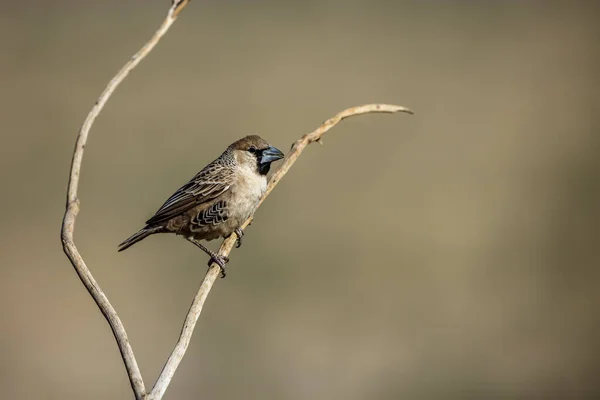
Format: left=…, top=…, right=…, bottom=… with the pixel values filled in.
left=118, top=135, right=284, bottom=277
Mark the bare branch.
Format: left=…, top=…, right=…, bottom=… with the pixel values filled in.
left=60, top=2, right=190, bottom=399
left=150, top=103, right=413, bottom=398
left=59, top=2, right=412, bottom=399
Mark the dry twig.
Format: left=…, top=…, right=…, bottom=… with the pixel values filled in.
left=60, top=1, right=413, bottom=400
left=61, top=2, right=190, bottom=400
left=151, top=103, right=413, bottom=399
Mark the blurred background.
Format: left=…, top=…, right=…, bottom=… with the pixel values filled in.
left=1, top=1, right=598, bottom=399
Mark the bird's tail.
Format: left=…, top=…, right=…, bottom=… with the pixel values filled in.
left=118, top=226, right=164, bottom=252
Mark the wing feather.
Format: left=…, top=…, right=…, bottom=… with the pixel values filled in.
left=145, top=161, right=234, bottom=225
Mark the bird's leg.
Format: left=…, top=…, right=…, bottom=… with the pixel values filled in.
left=234, top=228, right=244, bottom=248
left=185, top=237, right=229, bottom=278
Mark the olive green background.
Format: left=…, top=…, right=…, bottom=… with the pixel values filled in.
left=1, top=1, right=598, bottom=399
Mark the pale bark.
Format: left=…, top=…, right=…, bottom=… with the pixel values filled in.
left=60, top=1, right=412, bottom=399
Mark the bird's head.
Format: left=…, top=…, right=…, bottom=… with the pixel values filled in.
left=229, top=135, right=284, bottom=175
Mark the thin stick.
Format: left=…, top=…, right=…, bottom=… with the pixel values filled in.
left=60, top=2, right=190, bottom=399
left=150, top=103, right=413, bottom=399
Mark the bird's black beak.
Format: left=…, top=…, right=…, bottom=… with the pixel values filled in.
left=260, top=146, right=285, bottom=164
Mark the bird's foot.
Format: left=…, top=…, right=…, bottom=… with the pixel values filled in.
left=207, top=253, right=230, bottom=278
left=185, top=237, right=230, bottom=278
left=234, top=228, right=244, bottom=248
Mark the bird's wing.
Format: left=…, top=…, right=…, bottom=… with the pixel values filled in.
left=145, top=162, right=234, bottom=225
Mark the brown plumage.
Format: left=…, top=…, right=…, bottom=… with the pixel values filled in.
left=118, top=135, right=284, bottom=276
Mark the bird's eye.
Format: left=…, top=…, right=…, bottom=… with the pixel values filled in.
left=248, top=146, right=257, bottom=154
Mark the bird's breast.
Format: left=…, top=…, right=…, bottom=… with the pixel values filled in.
left=229, top=167, right=267, bottom=222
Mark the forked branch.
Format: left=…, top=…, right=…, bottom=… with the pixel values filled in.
left=60, top=1, right=190, bottom=400
left=60, top=1, right=413, bottom=399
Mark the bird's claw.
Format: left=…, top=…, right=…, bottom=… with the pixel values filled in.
left=208, top=254, right=229, bottom=278
left=234, top=228, right=244, bottom=248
